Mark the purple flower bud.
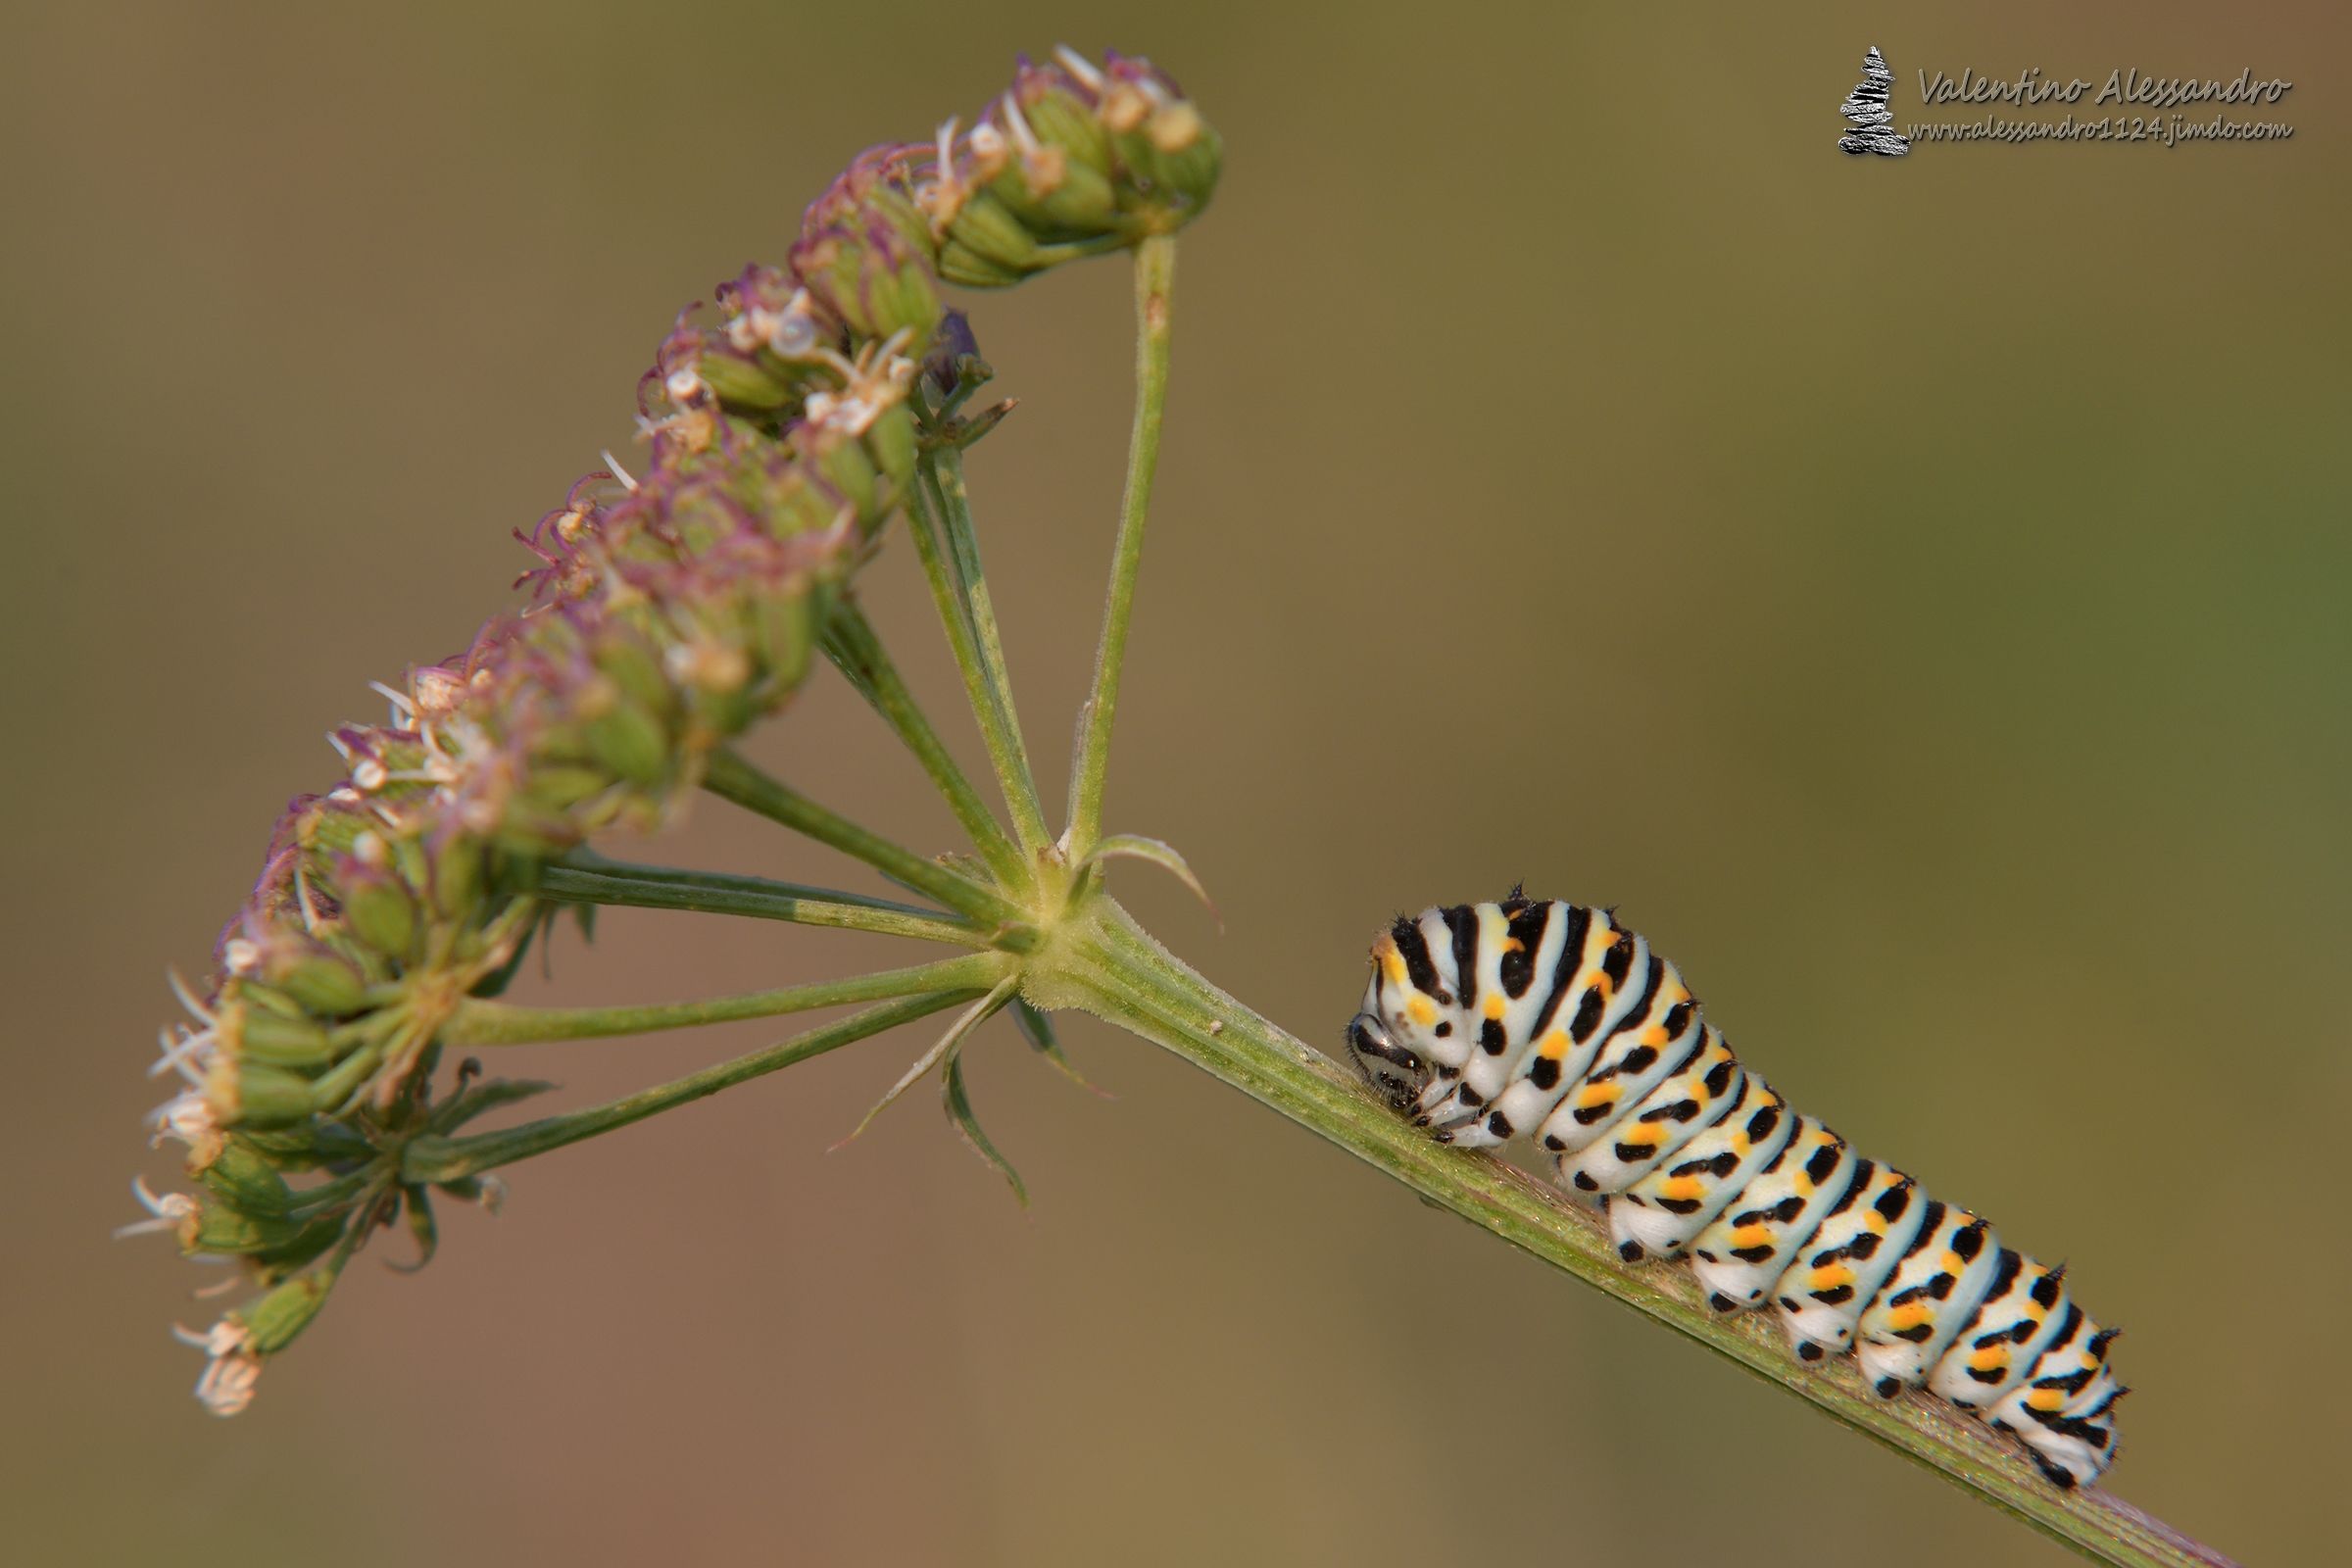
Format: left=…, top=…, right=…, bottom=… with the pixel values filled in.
left=923, top=308, right=984, bottom=396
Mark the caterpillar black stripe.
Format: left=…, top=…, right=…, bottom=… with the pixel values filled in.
left=1346, top=895, right=2125, bottom=1489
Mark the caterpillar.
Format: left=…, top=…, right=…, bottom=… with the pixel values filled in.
left=1345, top=894, right=2124, bottom=1489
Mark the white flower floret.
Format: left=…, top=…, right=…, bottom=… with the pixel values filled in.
left=804, top=332, right=916, bottom=437
left=115, top=1176, right=197, bottom=1240
left=919, top=117, right=969, bottom=235
left=664, top=636, right=752, bottom=694
left=173, top=1319, right=262, bottom=1417
left=149, top=1089, right=223, bottom=1158
left=149, top=1022, right=213, bottom=1083
left=1053, top=44, right=1104, bottom=91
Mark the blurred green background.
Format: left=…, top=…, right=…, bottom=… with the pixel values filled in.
left=5, top=2, right=2345, bottom=1563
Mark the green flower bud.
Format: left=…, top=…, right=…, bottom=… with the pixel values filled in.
left=223, top=997, right=334, bottom=1070
left=978, top=68, right=1120, bottom=236
left=337, top=848, right=420, bottom=961
left=517, top=763, right=615, bottom=815
left=298, top=799, right=372, bottom=858
left=864, top=402, right=918, bottom=494
left=1086, top=52, right=1222, bottom=233
left=184, top=1195, right=309, bottom=1256
left=234, top=1268, right=336, bottom=1354
left=206, top=1057, right=318, bottom=1130
left=243, top=1212, right=350, bottom=1284
left=753, top=590, right=816, bottom=692
left=936, top=239, right=1028, bottom=290
left=994, top=155, right=1118, bottom=239
left=427, top=827, right=485, bottom=921
left=594, top=636, right=673, bottom=716
left=1136, top=106, right=1223, bottom=214
left=235, top=1118, right=372, bottom=1167
left=803, top=144, right=937, bottom=262
left=222, top=922, right=371, bottom=1018
left=238, top=981, right=308, bottom=1019
left=193, top=1137, right=296, bottom=1218
left=273, top=953, right=368, bottom=1017
left=696, top=346, right=796, bottom=412
left=938, top=193, right=1044, bottom=285
left=793, top=222, right=943, bottom=348
left=579, top=685, right=674, bottom=789
left=1021, top=66, right=1114, bottom=176
left=740, top=455, right=851, bottom=540
left=799, top=425, right=880, bottom=525
left=1106, top=117, right=1220, bottom=229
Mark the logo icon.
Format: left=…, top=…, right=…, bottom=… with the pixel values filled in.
left=1838, top=46, right=1910, bottom=156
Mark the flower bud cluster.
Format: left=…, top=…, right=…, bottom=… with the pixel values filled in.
left=134, top=365, right=893, bottom=1411
left=889, top=47, right=1221, bottom=291
left=129, top=44, right=1219, bottom=1416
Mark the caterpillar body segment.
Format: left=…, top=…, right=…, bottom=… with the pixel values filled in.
left=1346, top=895, right=2124, bottom=1489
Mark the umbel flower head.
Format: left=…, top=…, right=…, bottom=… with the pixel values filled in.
left=123, top=44, right=1221, bottom=1417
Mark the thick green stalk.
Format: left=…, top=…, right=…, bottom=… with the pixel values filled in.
left=537, top=856, right=986, bottom=946
left=403, top=992, right=976, bottom=1181
left=1065, top=235, right=1178, bottom=858
left=823, top=600, right=1029, bottom=889
left=904, top=460, right=1054, bottom=861
left=701, top=748, right=1033, bottom=936
left=445, top=954, right=1005, bottom=1045
left=1020, top=898, right=2238, bottom=1568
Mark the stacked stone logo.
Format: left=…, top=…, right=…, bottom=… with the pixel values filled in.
left=1838, top=46, right=1910, bottom=156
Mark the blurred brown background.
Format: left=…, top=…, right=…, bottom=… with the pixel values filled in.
left=6, top=2, right=2345, bottom=1563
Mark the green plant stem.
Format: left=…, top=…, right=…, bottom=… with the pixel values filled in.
left=403, top=992, right=976, bottom=1181
left=1020, top=898, right=2237, bottom=1568
left=904, top=457, right=1053, bottom=863
left=822, top=600, right=1029, bottom=889
left=537, top=855, right=986, bottom=946
left=924, top=446, right=1048, bottom=852
left=1065, top=234, right=1177, bottom=859
left=701, top=748, right=1033, bottom=937
left=445, top=953, right=1005, bottom=1045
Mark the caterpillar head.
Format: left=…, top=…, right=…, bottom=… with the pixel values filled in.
left=1348, top=918, right=1461, bottom=1108
left=1346, top=1011, right=1430, bottom=1110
